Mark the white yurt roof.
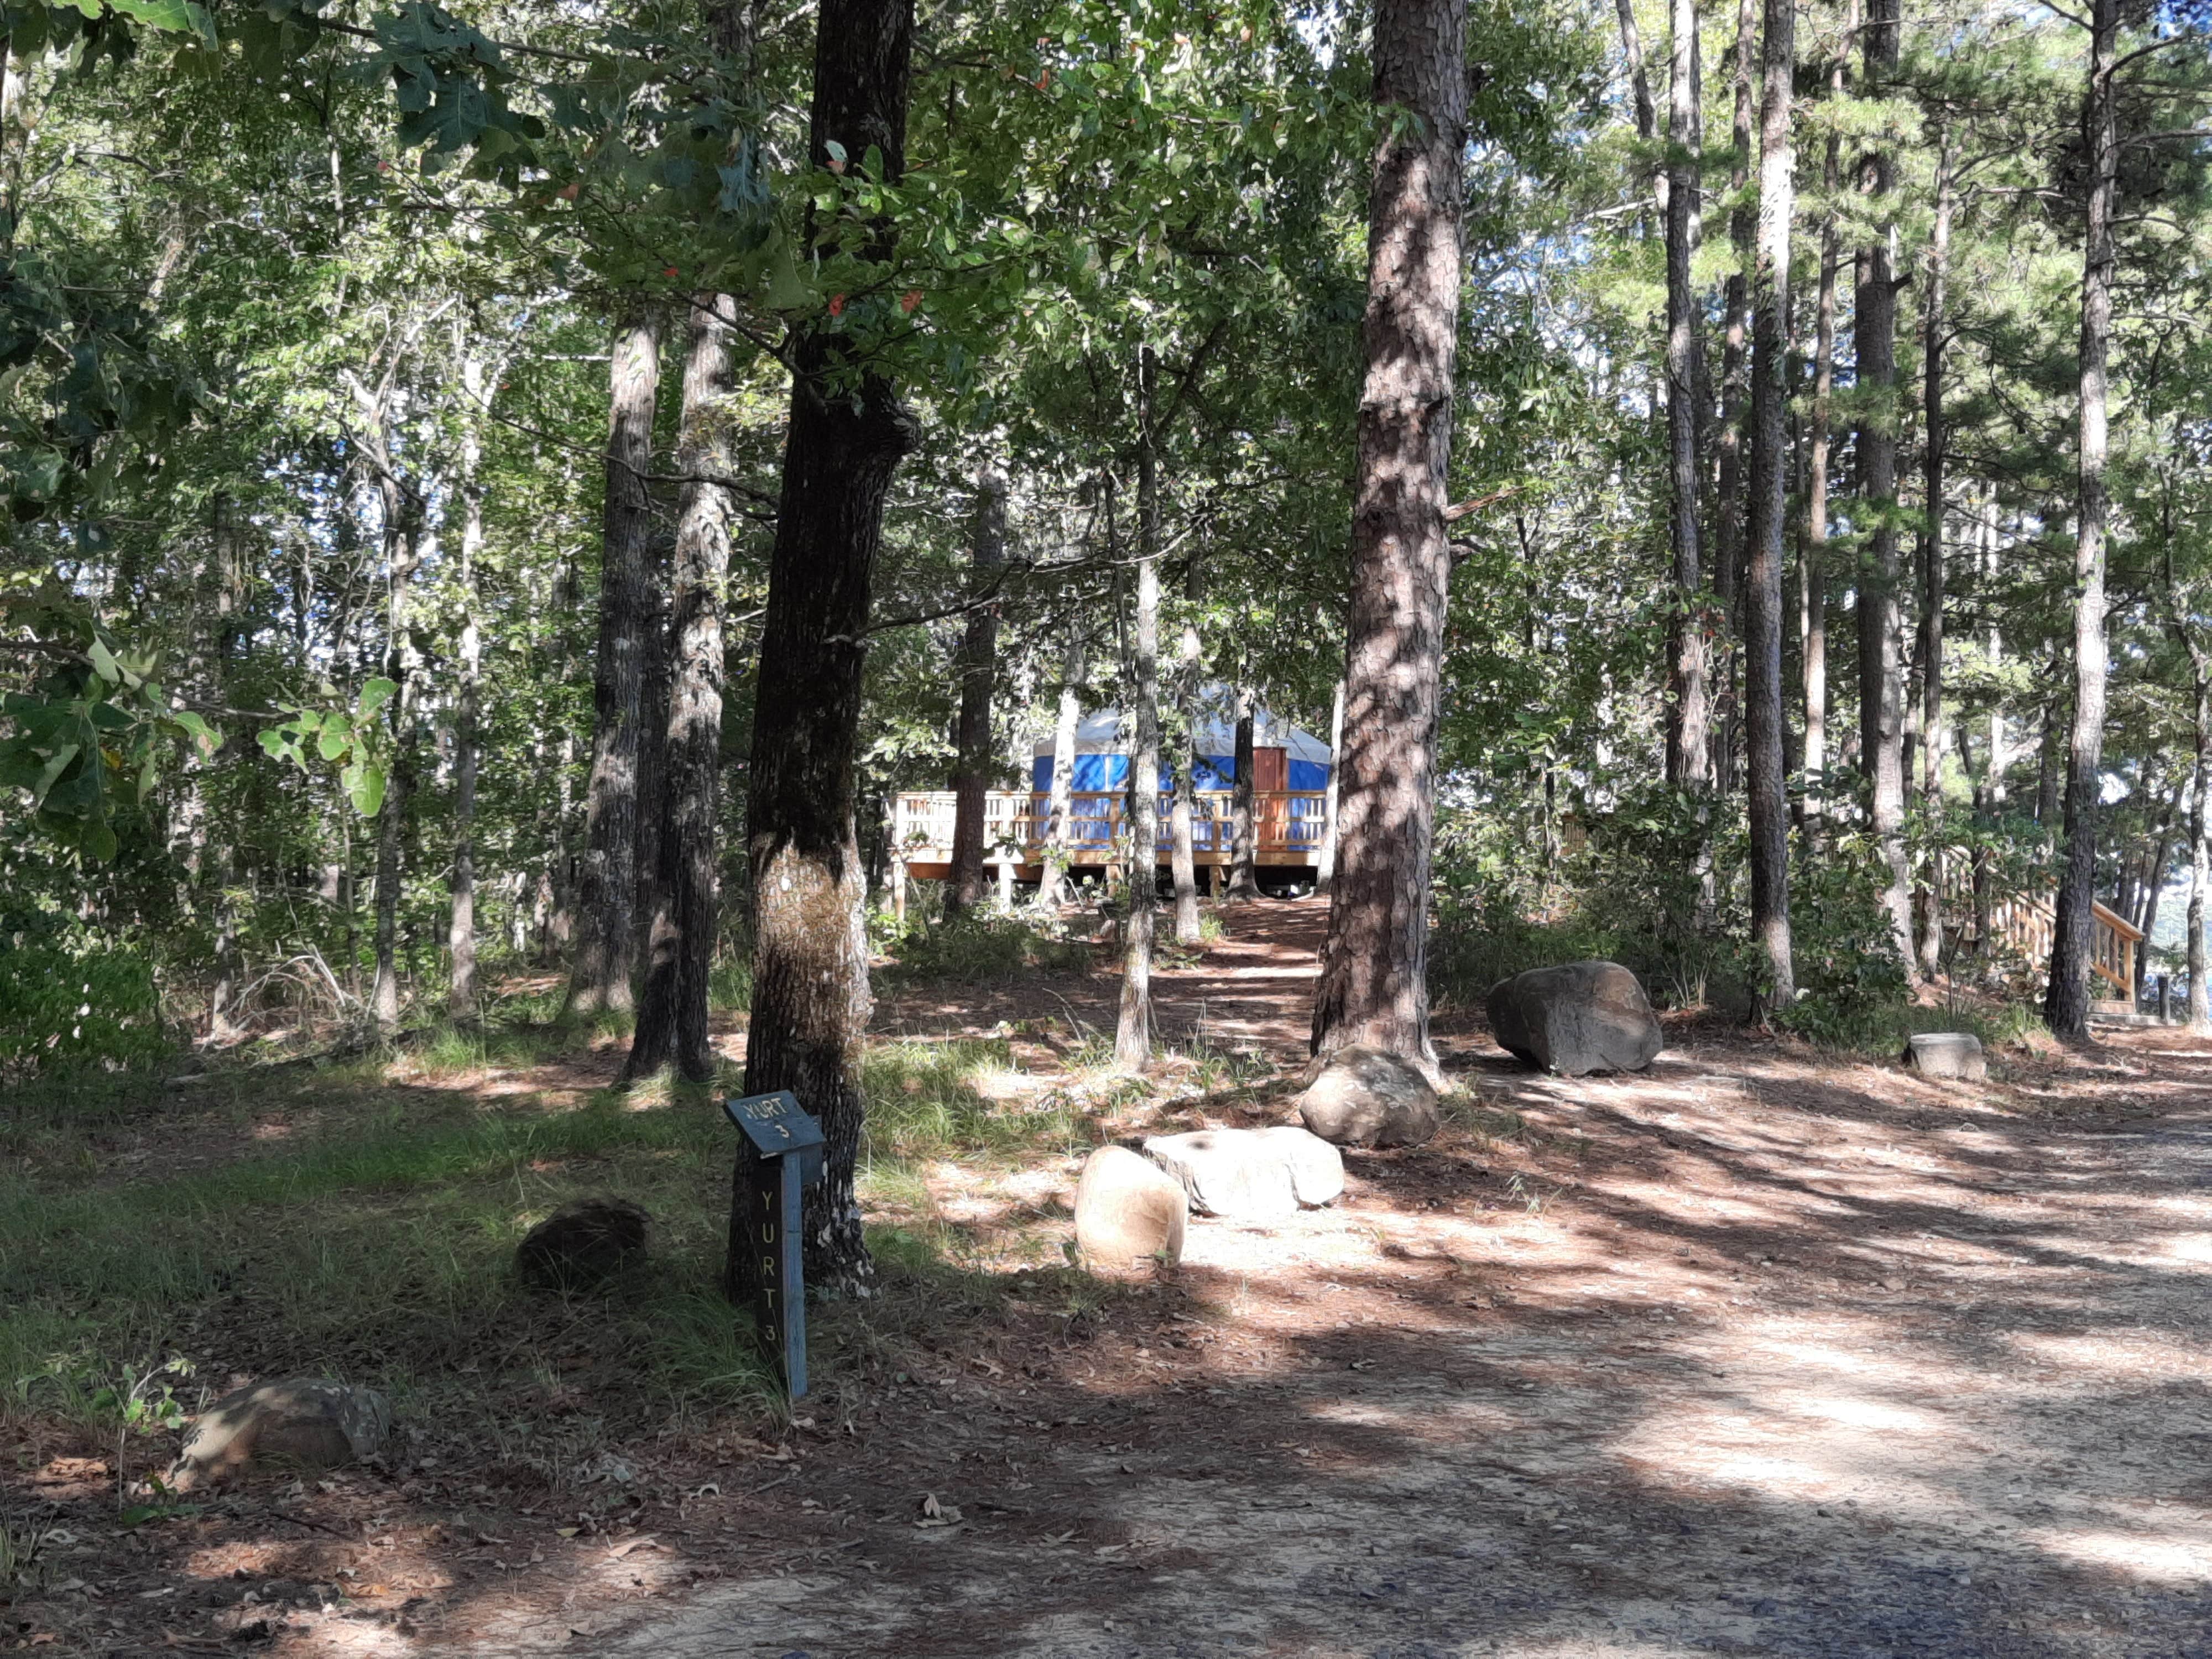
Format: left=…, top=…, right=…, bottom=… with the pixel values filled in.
left=1033, top=691, right=1331, bottom=763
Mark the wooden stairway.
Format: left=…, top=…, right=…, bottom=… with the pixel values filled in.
left=1944, top=857, right=2144, bottom=998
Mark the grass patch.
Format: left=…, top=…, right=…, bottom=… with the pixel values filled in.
left=879, top=911, right=1095, bottom=986
left=1779, top=990, right=2048, bottom=1056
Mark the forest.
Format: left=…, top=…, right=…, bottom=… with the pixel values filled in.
left=4, top=0, right=2212, bottom=1648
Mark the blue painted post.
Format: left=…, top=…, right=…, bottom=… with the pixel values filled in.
left=723, top=1091, right=827, bottom=1399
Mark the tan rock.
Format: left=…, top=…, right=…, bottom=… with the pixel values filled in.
left=1074, top=1145, right=1187, bottom=1273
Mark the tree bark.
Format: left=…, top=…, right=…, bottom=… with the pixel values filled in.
left=2046, top=0, right=2116, bottom=1041
left=1170, top=521, right=1202, bottom=945
left=447, top=344, right=487, bottom=1022
left=1227, top=692, right=1261, bottom=901
left=731, top=0, right=917, bottom=1299
left=1855, top=0, right=1914, bottom=981
left=1663, top=0, right=1710, bottom=794
left=567, top=309, right=664, bottom=1019
left=1310, top=0, right=1464, bottom=1072
left=946, top=465, right=1008, bottom=914
left=628, top=293, right=735, bottom=1083
left=1116, top=482, right=1161, bottom=1068
left=1913, top=133, right=1954, bottom=980
left=1743, top=0, right=1796, bottom=1008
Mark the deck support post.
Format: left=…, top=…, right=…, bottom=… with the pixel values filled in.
left=891, top=858, right=907, bottom=923
left=993, top=851, right=1016, bottom=910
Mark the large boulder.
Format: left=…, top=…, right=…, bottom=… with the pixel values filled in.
left=1486, top=961, right=1663, bottom=1077
left=1297, top=1045, right=1441, bottom=1148
left=1074, top=1145, right=1187, bottom=1273
left=1142, top=1126, right=1343, bottom=1221
left=1902, top=1031, right=1986, bottom=1082
left=170, top=1379, right=390, bottom=1490
left=1253, top=1125, right=1347, bottom=1206
left=517, top=1196, right=650, bottom=1289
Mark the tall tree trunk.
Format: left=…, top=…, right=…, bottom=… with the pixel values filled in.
left=567, top=310, right=664, bottom=1019
left=946, top=465, right=1008, bottom=914
left=1913, top=133, right=1954, bottom=980
left=369, top=476, right=422, bottom=1031
left=1170, top=525, right=1202, bottom=944
left=1227, top=691, right=1260, bottom=901
left=1743, top=0, right=1796, bottom=1008
left=1708, top=0, right=1757, bottom=796
left=1310, top=0, right=1464, bottom=1072
left=1039, top=634, right=1083, bottom=907
left=1801, top=12, right=1848, bottom=832
left=1664, top=0, right=1710, bottom=794
left=1855, top=0, right=1914, bottom=980
left=628, top=294, right=735, bottom=1083
left=1116, top=483, right=1161, bottom=1068
left=1316, top=675, right=1347, bottom=896
left=731, top=0, right=918, bottom=1298
left=2046, top=0, right=2116, bottom=1040
left=2190, top=678, right=2210, bottom=1030
left=448, top=344, right=488, bottom=1022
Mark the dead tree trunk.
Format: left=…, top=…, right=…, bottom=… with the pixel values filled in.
left=2046, top=0, right=2116, bottom=1041
left=567, top=310, right=664, bottom=1019
left=1037, top=634, right=1083, bottom=909
left=946, top=465, right=1008, bottom=915
left=1310, top=0, right=1464, bottom=1072
left=1801, top=9, right=1849, bottom=833
left=628, top=293, right=735, bottom=1083
left=1743, top=0, right=1796, bottom=1008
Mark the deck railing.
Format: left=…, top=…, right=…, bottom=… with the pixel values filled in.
left=1937, top=849, right=2143, bottom=994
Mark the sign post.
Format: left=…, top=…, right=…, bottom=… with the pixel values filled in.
left=721, top=1091, right=827, bottom=1398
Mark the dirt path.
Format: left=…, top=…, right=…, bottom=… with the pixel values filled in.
left=379, top=908, right=2212, bottom=1659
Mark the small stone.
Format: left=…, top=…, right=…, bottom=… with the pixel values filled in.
left=1901, top=1031, right=1986, bottom=1082
left=170, top=1379, right=390, bottom=1491
left=515, top=1196, right=650, bottom=1289
left=1073, top=1146, right=1187, bottom=1273
left=1296, top=1046, right=1441, bottom=1147
left=1486, top=961, right=1664, bottom=1076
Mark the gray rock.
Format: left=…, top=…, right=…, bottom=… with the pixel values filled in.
left=1297, top=1045, right=1442, bottom=1147
left=1486, top=961, right=1664, bottom=1077
left=1903, top=1031, right=1986, bottom=1081
left=1142, top=1127, right=1342, bottom=1220
left=170, top=1379, right=389, bottom=1490
left=516, top=1196, right=650, bottom=1289
left=1253, top=1125, right=1347, bottom=1206
left=1073, top=1145, right=1187, bottom=1272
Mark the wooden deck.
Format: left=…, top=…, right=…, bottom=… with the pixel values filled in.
left=891, top=789, right=1326, bottom=887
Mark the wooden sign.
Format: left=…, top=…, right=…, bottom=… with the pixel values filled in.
left=722, top=1091, right=827, bottom=1398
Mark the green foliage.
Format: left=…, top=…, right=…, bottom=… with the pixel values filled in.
left=0, top=943, right=168, bottom=1077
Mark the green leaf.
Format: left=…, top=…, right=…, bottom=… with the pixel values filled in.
left=347, top=763, right=387, bottom=817
left=87, top=638, right=122, bottom=684
left=108, top=0, right=218, bottom=44
left=317, top=714, right=353, bottom=761
left=30, top=743, right=79, bottom=807
left=356, top=677, right=399, bottom=722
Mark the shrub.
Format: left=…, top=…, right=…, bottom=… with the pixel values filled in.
left=0, top=944, right=170, bottom=1078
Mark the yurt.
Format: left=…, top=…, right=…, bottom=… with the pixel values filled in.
left=1029, top=694, right=1333, bottom=794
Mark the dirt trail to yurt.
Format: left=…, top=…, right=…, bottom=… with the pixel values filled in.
left=13, top=902, right=2212, bottom=1659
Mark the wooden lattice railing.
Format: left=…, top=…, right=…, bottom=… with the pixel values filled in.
left=1939, top=851, right=2143, bottom=994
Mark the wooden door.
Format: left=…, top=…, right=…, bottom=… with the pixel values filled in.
left=1253, top=747, right=1288, bottom=791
